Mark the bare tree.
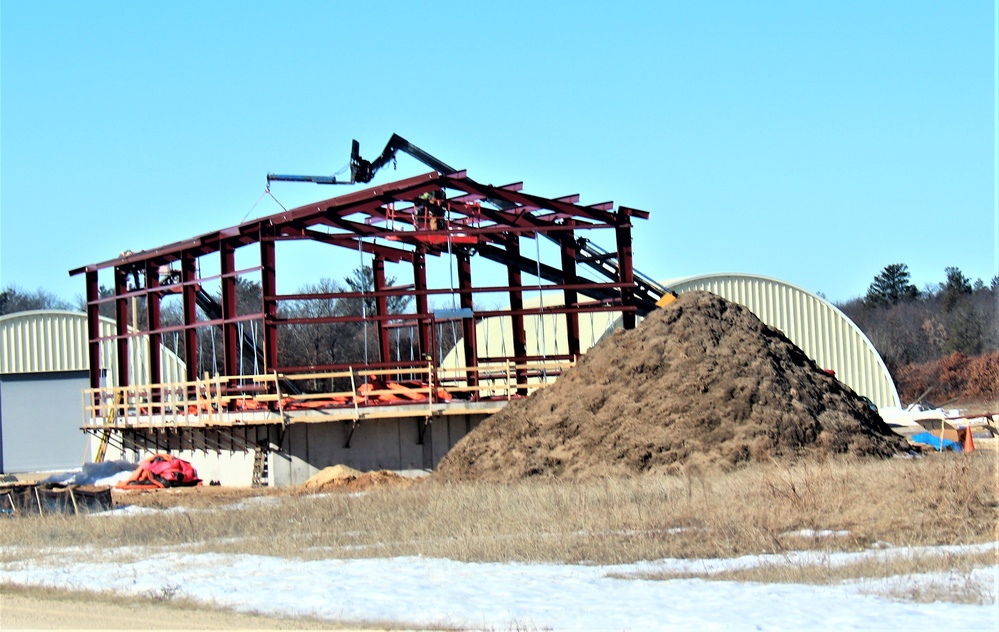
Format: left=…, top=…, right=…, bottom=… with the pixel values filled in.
left=1, top=284, right=73, bottom=315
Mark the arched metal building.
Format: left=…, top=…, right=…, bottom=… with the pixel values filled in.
left=0, top=310, right=186, bottom=473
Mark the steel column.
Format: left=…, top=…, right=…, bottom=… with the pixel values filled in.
left=260, top=230, right=278, bottom=374
left=413, top=248, right=433, bottom=361
left=615, top=220, right=636, bottom=330
left=85, top=270, right=101, bottom=394
left=505, top=234, right=528, bottom=391
left=560, top=232, right=581, bottom=358
left=372, top=255, right=390, bottom=363
left=182, top=251, right=199, bottom=383
left=456, top=249, right=478, bottom=390
left=145, top=261, right=162, bottom=400
left=220, top=242, right=239, bottom=379
left=114, top=267, right=130, bottom=388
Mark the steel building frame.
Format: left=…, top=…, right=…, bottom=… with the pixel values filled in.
left=70, top=170, right=650, bottom=408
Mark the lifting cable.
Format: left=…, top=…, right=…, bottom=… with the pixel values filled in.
left=445, top=202, right=460, bottom=371
left=210, top=326, right=217, bottom=377
left=237, top=322, right=245, bottom=383
left=266, top=186, right=289, bottom=213
left=395, top=324, right=401, bottom=364
left=240, top=185, right=290, bottom=225
left=251, top=321, right=259, bottom=375
left=500, top=314, right=508, bottom=358
left=358, top=238, right=369, bottom=379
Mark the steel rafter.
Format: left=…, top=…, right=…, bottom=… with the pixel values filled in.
left=71, top=170, right=654, bottom=405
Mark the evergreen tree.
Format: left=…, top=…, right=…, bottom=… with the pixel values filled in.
left=863, top=263, right=919, bottom=308
left=943, top=305, right=984, bottom=355
left=941, top=266, right=973, bottom=312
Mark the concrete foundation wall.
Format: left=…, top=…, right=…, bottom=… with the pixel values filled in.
left=270, top=414, right=481, bottom=487
left=94, top=412, right=484, bottom=487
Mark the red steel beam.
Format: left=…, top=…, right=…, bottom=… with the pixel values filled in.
left=220, top=242, right=239, bottom=381
left=615, top=220, right=636, bottom=330
left=372, top=255, right=391, bottom=364
left=412, top=248, right=433, bottom=361
left=182, top=251, right=199, bottom=383
left=114, top=267, right=130, bottom=389
left=260, top=229, right=278, bottom=375
left=560, top=231, right=581, bottom=359
left=71, top=170, right=652, bottom=398
left=456, top=250, right=478, bottom=390
left=86, top=270, right=101, bottom=394
left=145, top=260, right=162, bottom=402
left=505, top=234, right=528, bottom=392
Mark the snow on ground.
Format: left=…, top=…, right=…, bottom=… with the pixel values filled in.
left=2, top=542, right=996, bottom=630
left=40, top=461, right=136, bottom=487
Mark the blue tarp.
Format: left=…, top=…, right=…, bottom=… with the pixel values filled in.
left=910, top=432, right=963, bottom=451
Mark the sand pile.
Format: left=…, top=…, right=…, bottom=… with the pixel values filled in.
left=435, top=291, right=908, bottom=482
left=301, top=465, right=415, bottom=492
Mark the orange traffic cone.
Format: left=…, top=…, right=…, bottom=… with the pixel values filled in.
left=963, top=426, right=975, bottom=453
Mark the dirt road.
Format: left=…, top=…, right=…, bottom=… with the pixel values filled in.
left=0, top=586, right=376, bottom=630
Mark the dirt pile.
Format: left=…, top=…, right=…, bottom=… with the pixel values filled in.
left=436, top=291, right=908, bottom=482
left=300, top=465, right=416, bottom=492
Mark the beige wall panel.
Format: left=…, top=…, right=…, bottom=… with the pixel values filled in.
left=0, top=310, right=186, bottom=385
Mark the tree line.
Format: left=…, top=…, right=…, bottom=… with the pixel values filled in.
left=836, top=264, right=997, bottom=372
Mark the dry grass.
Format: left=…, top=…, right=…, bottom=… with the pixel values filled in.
left=610, top=548, right=998, bottom=605
left=0, top=581, right=434, bottom=630
left=615, top=548, right=996, bottom=584
left=1, top=453, right=995, bottom=567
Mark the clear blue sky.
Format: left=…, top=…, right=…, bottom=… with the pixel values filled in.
left=2, top=1, right=996, bottom=306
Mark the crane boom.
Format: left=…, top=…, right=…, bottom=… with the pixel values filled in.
left=266, top=134, right=675, bottom=312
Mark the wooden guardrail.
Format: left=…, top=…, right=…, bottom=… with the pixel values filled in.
left=82, top=359, right=574, bottom=428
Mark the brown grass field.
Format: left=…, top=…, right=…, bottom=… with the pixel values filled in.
left=2, top=453, right=996, bottom=564
left=1, top=451, right=996, bottom=627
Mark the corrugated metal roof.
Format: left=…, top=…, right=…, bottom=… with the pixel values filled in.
left=0, top=310, right=186, bottom=385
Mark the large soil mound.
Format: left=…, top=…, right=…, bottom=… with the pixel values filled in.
left=436, top=291, right=908, bottom=482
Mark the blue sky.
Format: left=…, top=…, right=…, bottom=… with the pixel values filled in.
left=2, top=1, right=995, bottom=305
